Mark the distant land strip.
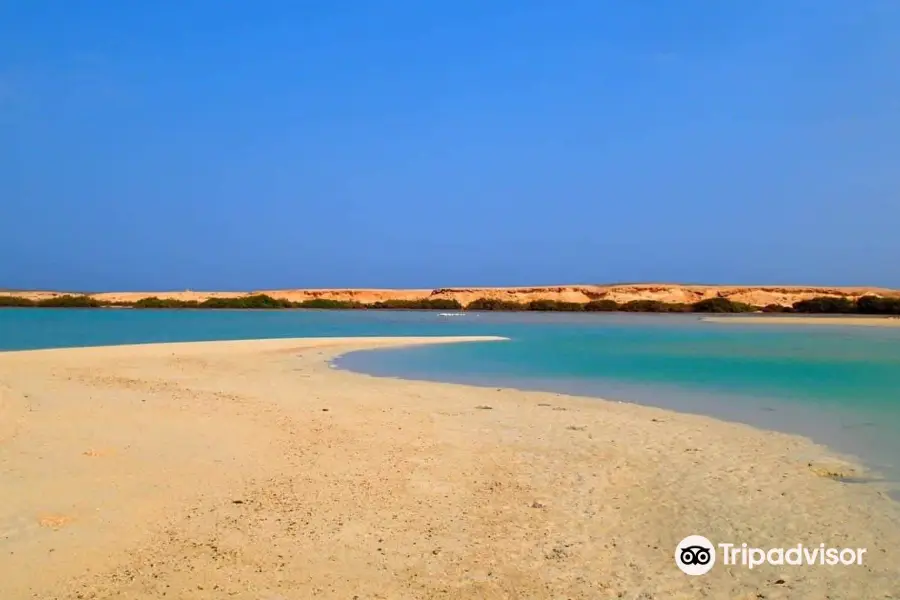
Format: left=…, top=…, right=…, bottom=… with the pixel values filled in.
left=1, top=285, right=900, bottom=315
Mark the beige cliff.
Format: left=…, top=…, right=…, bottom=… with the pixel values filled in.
left=2, top=283, right=899, bottom=307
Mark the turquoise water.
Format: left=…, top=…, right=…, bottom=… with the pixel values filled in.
left=2, top=309, right=899, bottom=480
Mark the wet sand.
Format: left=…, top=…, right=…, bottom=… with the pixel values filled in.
left=1, top=337, right=898, bottom=599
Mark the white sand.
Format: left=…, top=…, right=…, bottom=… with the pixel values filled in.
left=1, top=336, right=898, bottom=599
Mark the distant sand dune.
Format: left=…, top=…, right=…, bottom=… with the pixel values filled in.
left=3, top=283, right=899, bottom=308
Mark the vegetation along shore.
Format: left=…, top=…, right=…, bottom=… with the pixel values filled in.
left=1, top=292, right=900, bottom=314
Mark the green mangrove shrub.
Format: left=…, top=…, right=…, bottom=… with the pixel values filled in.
left=133, top=297, right=200, bottom=309
left=792, top=296, right=856, bottom=314
left=583, top=299, right=620, bottom=312
left=295, top=298, right=365, bottom=309
left=0, top=295, right=36, bottom=307
left=368, top=299, right=463, bottom=310
left=36, top=295, right=104, bottom=308
left=526, top=299, right=584, bottom=312
left=198, top=294, right=293, bottom=309
left=856, top=295, right=900, bottom=315
left=618, top=300, right=690, bottom=313
left=690, top=297, right=757, bottom=313
left=465, top=298, right=526, bottom=311
left=761, top=304, right=794, bottom=313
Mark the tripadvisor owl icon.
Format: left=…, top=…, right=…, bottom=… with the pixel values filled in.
left=675, top=535, right=716, bottom=575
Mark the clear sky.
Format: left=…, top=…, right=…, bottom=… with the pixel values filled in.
left=2, top=1, right=898, bottom=290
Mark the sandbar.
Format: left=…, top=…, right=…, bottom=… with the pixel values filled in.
left=1, top=336, right=898, bottom=599
left=704, top=316, right=900, bottom=327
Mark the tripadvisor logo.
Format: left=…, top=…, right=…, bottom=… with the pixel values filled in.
left=675, top=535, right=716, bottom=575
left=675, top=535, right=867, bottom=575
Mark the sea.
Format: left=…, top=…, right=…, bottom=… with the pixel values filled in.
left=2, top=308, right=899, bottom=484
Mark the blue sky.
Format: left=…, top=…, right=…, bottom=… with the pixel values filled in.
left=2, top=1, right=898, bottom=290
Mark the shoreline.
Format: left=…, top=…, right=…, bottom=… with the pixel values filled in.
left=334, top=348, right=900, bottom=487
left=1, top=337, right=898, bottom=598
left=5, top=305, right=900, bottom=325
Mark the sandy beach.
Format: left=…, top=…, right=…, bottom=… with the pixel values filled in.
left=1, top=337, right=898, bottom=599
